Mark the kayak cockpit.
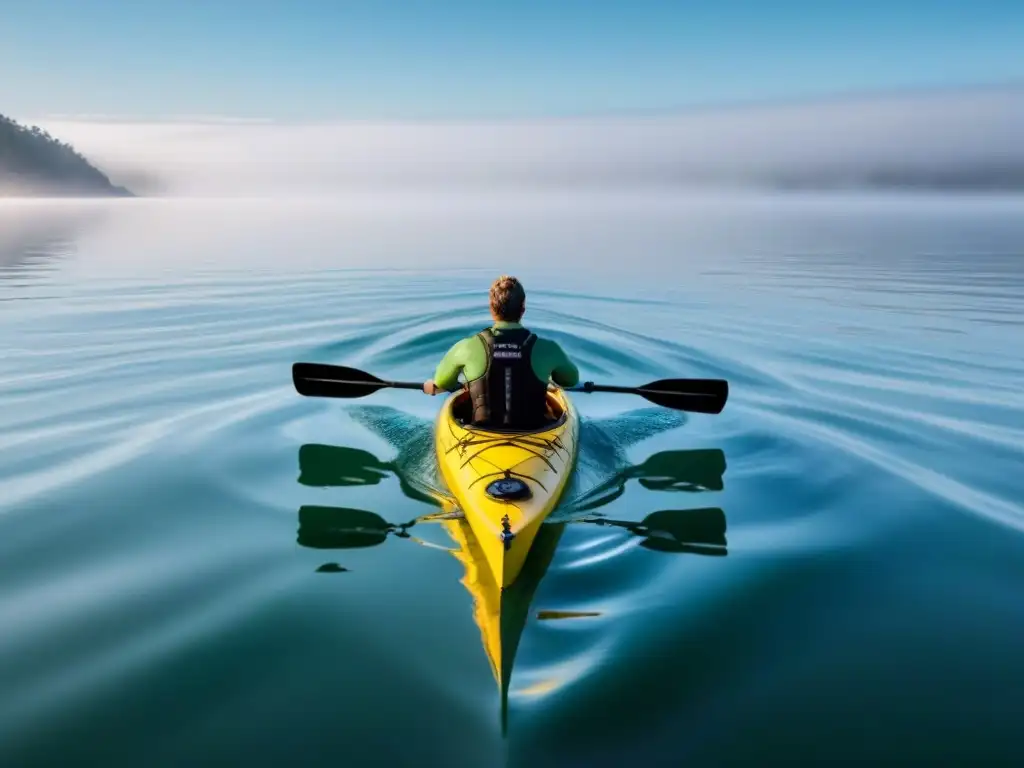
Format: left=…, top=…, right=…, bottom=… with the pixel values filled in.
left=449, top=388, right=568, bottom=433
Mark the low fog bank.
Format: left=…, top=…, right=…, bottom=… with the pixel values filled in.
left=32, top=86, right=1024, bottom=197
left=0, top=201, right=108, bottom=270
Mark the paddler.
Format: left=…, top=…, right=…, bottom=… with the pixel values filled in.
left=423, top=275, right=579, bottom=429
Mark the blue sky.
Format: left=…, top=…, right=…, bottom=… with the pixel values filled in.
left=2, top=0, right=1022, bottom=119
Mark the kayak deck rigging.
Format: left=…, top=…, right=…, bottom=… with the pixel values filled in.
left=435, top=388, right=579, bottom=588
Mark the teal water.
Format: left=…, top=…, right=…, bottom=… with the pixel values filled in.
left=2, top=194, right=1023, bottom=767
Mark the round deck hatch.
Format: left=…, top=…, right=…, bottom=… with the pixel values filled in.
left=485, top=478, right=531, bottom=501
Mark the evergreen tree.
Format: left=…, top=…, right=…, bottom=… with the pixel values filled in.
left=0, top=113, right=133, bottom=196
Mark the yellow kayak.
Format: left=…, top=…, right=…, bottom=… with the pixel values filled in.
left=435, top=387, right=579, bottom=589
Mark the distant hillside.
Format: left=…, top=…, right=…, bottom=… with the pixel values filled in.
left=0, top=114, right=133, bottom=197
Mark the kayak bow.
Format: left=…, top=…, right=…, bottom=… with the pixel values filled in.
left=435, top=387, right=579, bottom=589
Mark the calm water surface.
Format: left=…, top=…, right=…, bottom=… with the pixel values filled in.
left=2, top=193, right=1023, bottom=767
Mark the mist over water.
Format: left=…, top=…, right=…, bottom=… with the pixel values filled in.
left=31, top=85, right=1024, bottom=197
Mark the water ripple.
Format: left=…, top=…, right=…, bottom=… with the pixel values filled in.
left=2, top=198, right=1023, bottom=765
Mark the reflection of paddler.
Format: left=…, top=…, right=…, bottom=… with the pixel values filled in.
left=295, top=501, right=728, bottom=730
left=293, top=501, right=562, bottom=733
left=294, top=439, right=728, bottom=729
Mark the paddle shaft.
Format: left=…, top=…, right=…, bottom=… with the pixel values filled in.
left=293, top=362, right=727, bottom=413
left=302, top=375, right=422, bottom=391
left=572, top=381, right=718, bottom=398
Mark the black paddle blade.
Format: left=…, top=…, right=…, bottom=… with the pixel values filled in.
left=571, top=447, right=726, bottom=513
left=297, top=505, right=393, bottom=549
left=637, top=378, right=729, bottom=414
left=297, top=444, right=391, bottom=487
left=636, top=449, right=726, bottom=492
left=639, top=507, right=727, bottom=549
left=581, top=506, right=728, bottom=555
left=296, top=443, right=441, bottom=507
left=292, top=362, right=386, bottom=399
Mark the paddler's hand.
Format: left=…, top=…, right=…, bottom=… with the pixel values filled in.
left=423, top=380, right=441, bottom=395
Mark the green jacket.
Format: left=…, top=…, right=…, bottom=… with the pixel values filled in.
left=433, top=321, right=579, bottom=392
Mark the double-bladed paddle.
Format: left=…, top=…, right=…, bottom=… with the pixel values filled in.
left=292, top=362, right=423, bottom=399
left=297, top=504, right=727, bottom=556
left=292, top=362, right=728, bottom=414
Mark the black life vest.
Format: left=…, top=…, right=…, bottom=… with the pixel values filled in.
left=468, top=326, right=549, bottom=429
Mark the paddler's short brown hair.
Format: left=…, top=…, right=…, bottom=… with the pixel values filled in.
left=489, top=275, right=526, bottom=321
